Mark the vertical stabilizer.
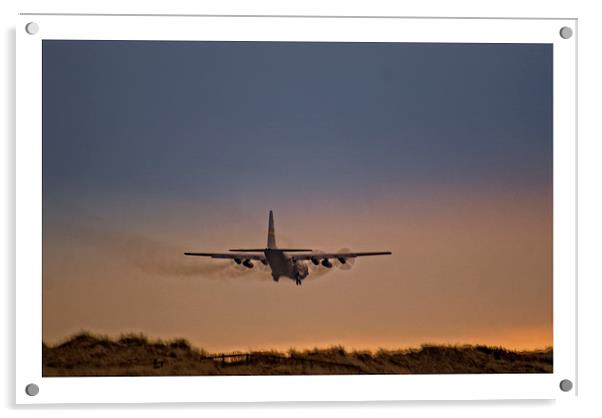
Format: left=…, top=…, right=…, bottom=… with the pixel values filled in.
left=267, top=210, right=277, bottom=249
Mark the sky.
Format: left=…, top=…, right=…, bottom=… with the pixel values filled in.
left=42, top=40, right=553, bottom=352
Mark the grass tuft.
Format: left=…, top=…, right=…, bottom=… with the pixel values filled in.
left=43, top=332, right=553, bottom=376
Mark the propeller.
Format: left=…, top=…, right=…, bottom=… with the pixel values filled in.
left=231, top=258, right=271, bottom=280
left=256, top=258, right=271, bottom=273
left=303, top=249, right=356, bottom=278
left=307, top=250, right=326, bottom=273
left=333, top=248, right=356, bottom=271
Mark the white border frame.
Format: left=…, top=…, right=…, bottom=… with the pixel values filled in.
left=15, top=14, right=576, bottom=403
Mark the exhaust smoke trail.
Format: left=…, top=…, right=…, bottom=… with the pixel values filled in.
left=46, top=214, right=269, bottom=280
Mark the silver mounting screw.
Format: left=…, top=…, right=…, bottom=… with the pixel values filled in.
left=559, top=379, right=573, bottom=392
left=25, top=383, right=39, bottom=396
left=559, top=26, right=573, bottom=39
left=25, top=22, right=39, bottom=35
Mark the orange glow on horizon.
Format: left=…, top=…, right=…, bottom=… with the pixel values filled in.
left=43, top=190, right=552, bottom=353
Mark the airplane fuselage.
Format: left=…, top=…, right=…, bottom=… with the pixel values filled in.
left=264, top=249, right=309, bottom=284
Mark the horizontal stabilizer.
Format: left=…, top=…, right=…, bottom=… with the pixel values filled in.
left=229, top=248, right=313, bottom=252
left=291, top=251, right=392, bottom=261
left=184, top=252, right=266, bottom=261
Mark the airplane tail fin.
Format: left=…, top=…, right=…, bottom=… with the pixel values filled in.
left=267, top=210, right=277, bottom=249
left=231, top=211, right=311, bottom=252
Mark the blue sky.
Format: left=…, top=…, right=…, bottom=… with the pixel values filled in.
left=43, top=41, right=552, bottom=208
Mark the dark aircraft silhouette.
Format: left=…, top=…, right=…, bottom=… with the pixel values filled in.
left=184, top=211, right=391, bottom=285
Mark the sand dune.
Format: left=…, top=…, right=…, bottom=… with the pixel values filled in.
left=43, top=332, right=553, bottom=376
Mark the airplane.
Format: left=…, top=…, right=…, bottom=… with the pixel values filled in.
left=184, top=211, right=392, bottom=286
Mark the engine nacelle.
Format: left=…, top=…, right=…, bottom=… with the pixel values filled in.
left=294, top=261, right=309, bottom=278
left=321, top=259, right=333, bottom=268
left=242, top=259, right=254, bottom=268
left=310, top=257, right=320, bottom=266
left=234, top=258, right=242, bottom=265
left=337, top=257, right=347, bottom=264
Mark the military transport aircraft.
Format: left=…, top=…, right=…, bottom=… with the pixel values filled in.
left=184, top=211, right=392, bottom=285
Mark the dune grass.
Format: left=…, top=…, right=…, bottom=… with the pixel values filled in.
left=43, top=331, right=553, bottom=376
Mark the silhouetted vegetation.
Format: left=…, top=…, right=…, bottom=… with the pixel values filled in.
left=43, top=332, right=553, bottom=376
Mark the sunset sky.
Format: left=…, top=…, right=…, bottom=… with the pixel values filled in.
left=42, top=40, right=552, bottom=352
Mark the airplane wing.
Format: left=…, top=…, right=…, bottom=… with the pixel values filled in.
left=291, top=251, right=391, bottom=261
left=184, top=252, right=266, bottom=261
